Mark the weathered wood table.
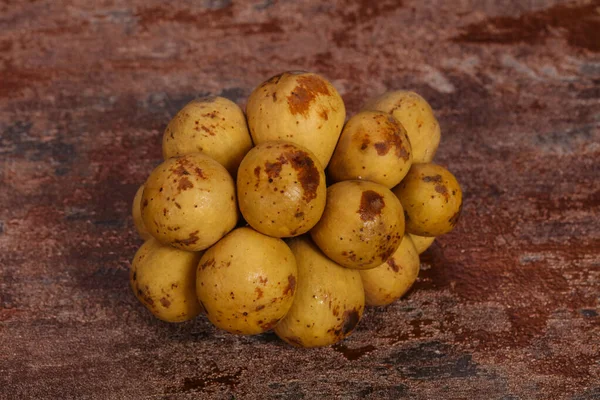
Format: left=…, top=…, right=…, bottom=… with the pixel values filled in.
left=1, top=1, right=598, bottom=399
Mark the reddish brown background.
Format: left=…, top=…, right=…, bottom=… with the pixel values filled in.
left=1, top=0, right=599, bottom=399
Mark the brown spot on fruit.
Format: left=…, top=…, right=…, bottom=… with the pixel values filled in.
left=380, top=246, right=396, bottom=263
left=173, top=230, right=200, bottom=246
left=358, top=190, right=385, bottom=221
left=374, top=142, right=389, bottom=155
left=286, top=336, right=304, bottom=347
left=202, top=111, right=218, bottom=119
left=137, top=288, right=154, bottom=307
left=142, top=199, right=148, bottom=208
left=347, top=251, right=357, bottom=262
left=341, top=250, right=357, bottom=262
left=160, top=297, right=171, bottom=308
left=200, top=258, right=216, bottom=270
left=272, top=91, right=277, bottom=102
left=341, top=309, right=360, bottom=335
left=319, top=109, right=329, bottom=120
left=332, top=304, right=340, bottom=317
left=263, top=72, right=284, bottom=86
left=177, top=177, right=194, bottom=191
left=172, top=164, right=190, bottom=176
left=294, top=211, right=304, bottom=218
left=286, top=75, right=331, bottom=117
left=360, top=136, right=370, bottom=150
left=287, top=150, right=320, bottom=203
left=260, top=318, right=280, bottom=331
left=254, top=166, right=261, bottom=179
left=194, top=167, right=206, bottom=179
left=387, top=258, right=400, bottom=272
left=255, top=287, right=264, bottom=299
left=435, top=184, right=450, bottom=201
left=423, top=174, right=442, bottom=183
left=255, top=304, right=266, bottom=311
left=265, top=155, right=288, bottom=180
left=449, top=202, right=463, bottom=226
left=398, top=147, right=409, bottom=160
left=258, top=276, right=268, bottom=285
left=362, top=115, right=410, bottom=160
left=201, top=126, right=215, bottom=136
left=283, top=274, right=296, bottom=296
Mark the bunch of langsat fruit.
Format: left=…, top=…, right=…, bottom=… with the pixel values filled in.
left=130, top=71, right=462, bottom=348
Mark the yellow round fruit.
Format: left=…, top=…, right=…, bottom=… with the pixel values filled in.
left=196, top=227, right=297, bottom=335
left=328, top=111, right=412, bottom=188
left=237, top=141, right=326, bottom=238
left=360, top=235, right=420, bottom=306
left=162, top=96, right=253, bottom=177
left=392, top=163, right=462, bottom=236
left=310, top=180, right=405, bottom=269
left=130, top=238, right=203, bottom=322
left=363, top=91, right=440, bottom=163
left=274, top=237, right=364, bottom=348
left=141, top=153, right=237, bottom=251
left=246, top=71, right=345, bottom=167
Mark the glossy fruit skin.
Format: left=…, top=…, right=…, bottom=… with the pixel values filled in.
left=363, top=91, right=440, bottom=164
left=130, top=238, right=203, bottom=322
left=360, top=235, right=420, bottom=306
left=196, top=227, right=297, bottom=335
left=246, top=71, right=345, bottom=168
left=311, top=180, right=405, bottom=270
left=393, top=163, right=462, bottom=237
left=274, top=236, right=365, bottom=348
left=237, top=141, right=326, bottom=238
left=162, top=96, right=253, bottom=178
left=328, top=111, right=412, bottom=188
left=142, top=153, right=237, bottom=251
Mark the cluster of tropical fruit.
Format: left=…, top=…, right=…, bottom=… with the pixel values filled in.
left=130, top=71, right=462, bottom=347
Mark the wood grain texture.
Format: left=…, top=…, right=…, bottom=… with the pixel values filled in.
left=1, top=0, right=599, bottom=399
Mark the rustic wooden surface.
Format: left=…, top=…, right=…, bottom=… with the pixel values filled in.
left=1, top=0, right=599, bottom=399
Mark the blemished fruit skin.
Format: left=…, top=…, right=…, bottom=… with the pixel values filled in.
left=162, top=96, right=253, bottom=178
left=274, top=236, right=365, bottom=348
left=127, top=71, right=459, bottom=348
left=141, top=153, right=238, bottom=252
left=237, top=141, right=326, bottom=238
left=130, top=238, right=203, bottom=322
left=328, top=110, right=413, bottom=188
left=360, top=235, right=420, bottom=306
left=132, top=184, right=152, bottom=241
left=392, top=163, right=462, bottom=237
left=310, top=180, right=405, bottom=270
left=246, top=71, right=345, bottom=168
left=196, top=227, right=298, bottom=335
left=362, top=91, right=440, bottom=164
